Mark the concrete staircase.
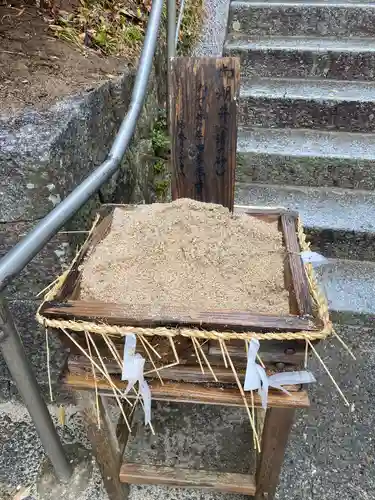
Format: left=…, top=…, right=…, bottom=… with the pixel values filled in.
left=224, top=0, right=375, bottom=326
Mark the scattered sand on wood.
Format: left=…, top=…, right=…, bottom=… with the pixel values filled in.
left=80, top=199, right=290, bottom=315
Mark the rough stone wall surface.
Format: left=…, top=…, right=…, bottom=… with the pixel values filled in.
left=0, top=64, right=161, bottom=396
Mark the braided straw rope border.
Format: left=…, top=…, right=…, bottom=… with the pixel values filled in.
left=36, top=213, right=332, bottom=341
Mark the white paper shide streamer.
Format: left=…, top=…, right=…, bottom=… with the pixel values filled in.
left=300, top=250, right=330, bottom=308
left=300, top=250, right=328, bottom=267
left=244, top=339, right=316, bottom=409
left=121, top=334, right=151, bottom=425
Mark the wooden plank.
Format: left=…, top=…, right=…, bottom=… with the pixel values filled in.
left=170, top=57, right=239, bottom=210
left=208, top=340, right=305, bottom=366
left=68, top=357, right=302, bottom=388
left=120, top=463, right=256, bottom=495
left=255, top=407, right=296, bottom=500
left=281, top=214, right=314, bottom=317
left=66, top=375, right=310, bottom=409
left=64, top=328, right=197, bottom=366
left=69, top=357, right=246, bottom=382
left=75, top=391, right=131, bottom=500
left=234, top=205, right=299, bottom=218
left=42, top=300, right=317, bottom=332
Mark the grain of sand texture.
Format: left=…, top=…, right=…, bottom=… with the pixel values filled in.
left=80, top=199, right=290, bottom=315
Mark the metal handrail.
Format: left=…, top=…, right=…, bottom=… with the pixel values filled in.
left=0, top=0, right=177, bottom=483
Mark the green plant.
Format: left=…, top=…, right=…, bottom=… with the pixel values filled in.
left=153, top=159, right=165, bottom=174
left=50, top=0, right=203, bottom=58
left=50, top=0, right=147, bottom=56
left=177, top=0, right=204, bottom=55
left=154, top=179, right=170, bottom=200
left=151, top=110, right=169, bottom=157
left=123, top=24, right=144, bottom=46
left=150, top=110, right=170, bottom=201
left=151, top=128, right=169, bottom=157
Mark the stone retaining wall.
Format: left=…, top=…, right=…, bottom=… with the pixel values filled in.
left=0, top=60, right=164, bottom=399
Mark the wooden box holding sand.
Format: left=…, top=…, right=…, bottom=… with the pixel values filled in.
left=38, top=199, right=330, bottom=363
left=38, top=198, right=331, bottom=355
left=38, top=197, right=331, bottom=403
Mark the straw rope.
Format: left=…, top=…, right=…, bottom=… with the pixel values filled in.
left=36, top=211, right=332, bottom=342
left=39, top=317, right=331, bottom=341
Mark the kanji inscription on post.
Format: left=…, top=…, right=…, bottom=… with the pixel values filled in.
left=170, top=58, right=240, bottom=211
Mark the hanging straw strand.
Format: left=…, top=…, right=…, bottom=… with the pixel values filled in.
left=307, top=339, right=350, bottom=407
left=221, top=341, right=261, bottom=451
left=193, top=338, right=218, bottom=382
left=138, top=335, right=164, bottom=385
left=251, top=390, right=256, bottom=450
left=332, top=328, right=356, bottom=360
left=220, top=340, right=228, bottom=368
left=85, top=331, right=101, bottom=428
left=144, top=337, right=180, bottom=376
left=102, top=332, right=123, bottom=367
left=192, top=337, right=205, bottom=374
left=256, top=353, right=265, bottom=369
left=86, top=331, right=133, bottom=433
left=304, top=338, right=309, bottom=369
left=45, top=329, right=54, bottom=403
left=139, top=335, right=162, bottom=359
left=61, top=328, right=132, bottom=408
left=102, top=333, right=155, bottom=434
left=169, top=337, right=180, bottom=364
left=86, top=331, right=133, bottom=407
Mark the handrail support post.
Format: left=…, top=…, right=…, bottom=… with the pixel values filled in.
left=167, top=0, right=177, bottom=59
left=0, top=294, right=73, bottom=483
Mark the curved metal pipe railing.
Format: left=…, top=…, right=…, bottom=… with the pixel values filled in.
left=0, top=0, right=177, bottom=483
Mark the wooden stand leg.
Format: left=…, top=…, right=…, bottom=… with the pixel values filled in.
left=77, top=391, right=133, bottom=500
left=255, top=407, right=296, bottom=500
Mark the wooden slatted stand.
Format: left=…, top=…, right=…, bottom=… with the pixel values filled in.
left=40, top=57, right=324, bottom=500
left=65, top=365, right=305, bottom=499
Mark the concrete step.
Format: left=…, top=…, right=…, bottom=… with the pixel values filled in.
left=239, top=77, right=375, bottom=132
left=237, top=127, right=375, bottom=190
left=235, top=182, right=375, bottom=261
left=229, top=0, right=375, bottom=38
left=224, top=34, right=375, bottom=81
left=316, top=258, right=375, bottom=324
